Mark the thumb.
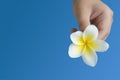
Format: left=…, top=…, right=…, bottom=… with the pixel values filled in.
left=77, top=13, right=90, bottom=31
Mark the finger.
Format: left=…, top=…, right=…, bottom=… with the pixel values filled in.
left=77, top=10, right=91, bottom=31
left=99, top=31, right=109, bottom=40
left=98, top=10, right=113, bottom=40
left=71, top=28, right=78, bottom=33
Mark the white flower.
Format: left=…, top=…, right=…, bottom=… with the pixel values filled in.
left=68, top=25, right=109, bottom=67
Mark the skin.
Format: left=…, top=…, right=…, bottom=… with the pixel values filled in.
left=72, top=0, right=113, bottom=40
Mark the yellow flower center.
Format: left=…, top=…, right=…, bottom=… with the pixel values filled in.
left=82, top=39, right=90, bottom=47
left=84, top=41, right=88, bottom=46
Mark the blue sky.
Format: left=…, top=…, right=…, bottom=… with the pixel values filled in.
left=0, top=0, right=120, bottom=80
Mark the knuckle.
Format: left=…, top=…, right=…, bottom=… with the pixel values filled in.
left=110, top=10, right=114, bottom=16
left=109, top=10, right=114, bottom=22
left=108, top=9, right=114, bottom=16
left=105, top=8, right=114, bottom=17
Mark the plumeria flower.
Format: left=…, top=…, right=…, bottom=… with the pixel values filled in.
left=68, top=25, right=109, bottom=67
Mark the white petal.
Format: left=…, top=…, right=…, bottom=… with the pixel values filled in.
left=83, top=25, right=98, bottom=41
left=68, top=44, right=84, bottom=58
left=70, top=31, right=84, bottom=45
left=82, top=46, right=98, bottom=67
left=90, top=40, right=109, bottom=52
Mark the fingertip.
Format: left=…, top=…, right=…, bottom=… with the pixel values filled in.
left=98, top=31, right=109, bottom=40
left=98, top=35, right=106, bottom=40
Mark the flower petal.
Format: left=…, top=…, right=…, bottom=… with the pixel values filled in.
left=68, top=44, right=84, bottom=58
left=82, top=46, right=98, bottom=67
left=83, top=25, right=98, bottom=41
left=89, top=40, right=109, bottom=52
left=70, top=31, right=84, bottom=45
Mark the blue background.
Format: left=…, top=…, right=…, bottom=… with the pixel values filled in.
left=0, top=0, right=119, bottom=80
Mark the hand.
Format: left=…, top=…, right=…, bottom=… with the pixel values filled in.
left=72, top=0, right=113, bottom=40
